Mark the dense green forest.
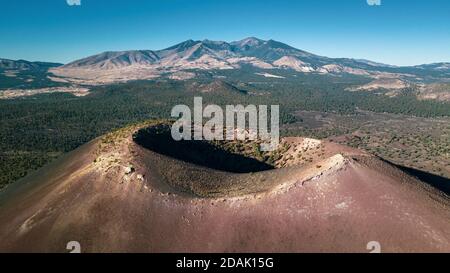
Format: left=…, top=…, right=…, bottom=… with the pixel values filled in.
left=1, top=79, right=449, bottom=188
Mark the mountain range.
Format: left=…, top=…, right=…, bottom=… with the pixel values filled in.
left=43, top=37, right=449, bottom=84
left=1, top=37, right=449, bottom=96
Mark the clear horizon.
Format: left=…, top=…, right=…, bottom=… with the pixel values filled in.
left=1, top=0, right=449, bottom=66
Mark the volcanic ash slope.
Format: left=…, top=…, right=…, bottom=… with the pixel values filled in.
left=0, top=122, right=449, bottom=253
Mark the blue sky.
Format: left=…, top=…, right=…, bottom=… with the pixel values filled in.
left=0, top=0, right=449, bottom=66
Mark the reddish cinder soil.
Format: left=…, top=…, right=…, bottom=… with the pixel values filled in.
left=0, top=124, right=448, bottom=253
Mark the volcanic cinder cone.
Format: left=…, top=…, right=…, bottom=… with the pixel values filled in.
left=0, top=121, right=449, bottom=253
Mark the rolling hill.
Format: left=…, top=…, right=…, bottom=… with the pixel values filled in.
left=0, top=59, right=61, bottom=70
left=0, top=59, right=64, bottom=89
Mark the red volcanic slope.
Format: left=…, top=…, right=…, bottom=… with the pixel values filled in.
left=0, top=124, right=449, bottom=253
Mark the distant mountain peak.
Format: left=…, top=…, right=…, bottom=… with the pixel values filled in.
left=232, top=37, right=265, bottom=47
left=265, top=39, right=295, bottom=49
left=163, top=39, right=200, bottom=51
